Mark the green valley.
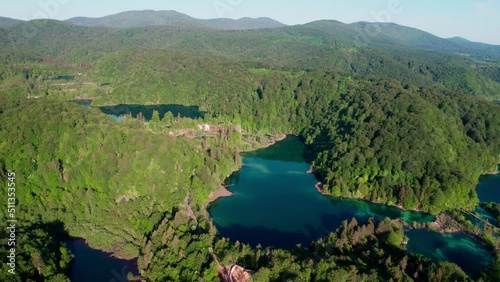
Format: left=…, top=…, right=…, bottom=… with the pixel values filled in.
left=0, top=8, right=500, bottom=282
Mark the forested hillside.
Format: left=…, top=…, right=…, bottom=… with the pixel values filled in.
left=302, top=80, right=500, bottom=213
left=1, top=19, right=500, bottom=99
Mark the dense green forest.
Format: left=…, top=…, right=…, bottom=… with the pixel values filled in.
left=1, top=16, right=500, bottom=281
left=303, top=80, right=500, bottom=213
left=0, top=98, right=241, bottom=280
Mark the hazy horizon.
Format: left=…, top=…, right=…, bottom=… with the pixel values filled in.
left=0, top=0, right=499, bottom=45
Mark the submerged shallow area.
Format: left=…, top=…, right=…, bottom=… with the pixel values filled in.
left=405, top=229, right=493, bottom=276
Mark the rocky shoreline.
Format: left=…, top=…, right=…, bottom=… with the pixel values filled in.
left=208, top=185, right=234, bottom=206
left=427, top=213, right=463, bottom=234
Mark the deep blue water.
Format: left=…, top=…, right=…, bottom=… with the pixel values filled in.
left=476, top=168, right=500, bottom=204
left=66, top=239, right=138, bottom=282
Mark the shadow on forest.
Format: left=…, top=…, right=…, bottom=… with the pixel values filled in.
left=26, top=220, right=70, bottom=240
left=66, top=238, right=139, bottom=282
left=215, top=223, right=327, bottom=249
left=24, top=220, right=139, bottom=281
left=217, top=218, right=340, bottom=248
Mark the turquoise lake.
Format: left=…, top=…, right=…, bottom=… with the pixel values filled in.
left=209, top=136, right=434, bottom=248
left=209, top=136, right=493, bottom=275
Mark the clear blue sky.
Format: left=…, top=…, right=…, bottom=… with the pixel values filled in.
left=1, top=0, right=498, bottom=44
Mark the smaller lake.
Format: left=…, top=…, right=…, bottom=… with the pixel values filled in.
left=66, top=239, right=139, bottom=282
left=73, top=99, right=205, bottom=121
left=406, top=229, right=493, bottom=276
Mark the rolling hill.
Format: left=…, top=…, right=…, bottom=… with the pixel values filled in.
left=302, top=20, right=500, bottom=60
left=0, top=16, right=24, bottom=28
left=0, top=12, right=499, bottom=99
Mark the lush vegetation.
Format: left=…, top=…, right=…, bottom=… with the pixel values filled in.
left=144, top=216, right=475, bottom=281
left=1, top=19, right=500, bottom=99
left=1, top=15, right=500, bottom=281
left=0, top=98, right=240, bottom=279
left=63, top=50, right=500, bottom=214
left=304, top=80, right=500, bottom=213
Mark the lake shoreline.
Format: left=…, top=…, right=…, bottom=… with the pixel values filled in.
left=207, top=135, right=497, bottom=274
left=210, top=135, right=495, bottom=239
left=312, top=181, right=476, bottom=235
left=314, top=183, right=489, bottom=239
left=240, top=133, right=289, bottom=153
left=313, top=181, right=430, bottom=214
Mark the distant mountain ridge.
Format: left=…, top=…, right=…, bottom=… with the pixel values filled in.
left=2, top=9, right=499, bottom=51
left=295, top=20, right=496, bottom=55
left=2, top=10, right=500, bottom=99
left=65, top=10, right=287, bottom=30
left=61, top=10, right=500, bottom=57
left=300, top=20, right=500, bottom=59
left=0, top=16, right=24, bottom=28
